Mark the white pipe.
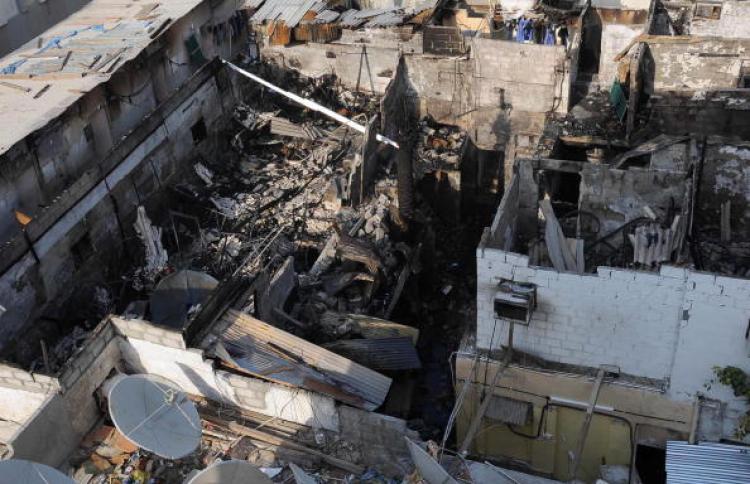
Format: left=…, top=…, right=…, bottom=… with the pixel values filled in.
left=222, top=59, right=399, bottom=149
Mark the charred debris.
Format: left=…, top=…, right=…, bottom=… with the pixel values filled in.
left=18, top=59, right=478, bottom=437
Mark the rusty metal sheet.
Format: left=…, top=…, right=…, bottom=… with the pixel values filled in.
left=216, top=310, right=392, bottom=411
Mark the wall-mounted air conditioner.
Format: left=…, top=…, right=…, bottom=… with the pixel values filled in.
left=494, top=279, right=536, bottom=325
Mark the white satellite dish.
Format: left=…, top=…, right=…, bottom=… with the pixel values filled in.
left=185, top=460, right=273, bottom=484
left=0, top=459, right=75, bottom=484
left=108, top=374, right=202, bottom=459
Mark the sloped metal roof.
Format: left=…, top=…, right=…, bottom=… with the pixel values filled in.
left=312, top=9, right=340, bottom=24
left=215, top=309, right=392, bottom=411
left=666, top=441, right=750, bottom=484
left=366, top=11, right=407, bottom=27
left=251, top=0, right=324, bottom=27
left=338, top=9, right=366, bottom=27
left=322, top=337, right=421, bottom=371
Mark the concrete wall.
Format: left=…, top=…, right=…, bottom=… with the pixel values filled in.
left=8, top=320, right=120, bottom=465
left=0, top=53, right=234, bottom=351
left=475, top=238, right=750, bottom=437
left=690, top=1, right=750, bottom=39
left=648, top=38, right=750, bottom=91
left=2, top=316, right=415, bottom=473
left=114, top=318, right=340, bottom=432
left=455, top=356, right=694, bottom=481
left=599, top=23, right=644, bottom=86
left=578, top=164, right=687, bottom=235
left=262, top=30, right=574, bottom=149
left=0, top=0, right=241, bottom=247
left=646, top=90, right=750, bottom=138
left=0, top=0, right=91, bottom=57
left=471, top=38, right=569, bottom=114
left=698, top=140, right=750, bottom=242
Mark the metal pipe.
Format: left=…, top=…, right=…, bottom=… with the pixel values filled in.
left=222, top=59, right=399, bottom=149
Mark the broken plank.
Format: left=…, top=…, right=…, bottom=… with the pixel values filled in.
left=33, top=84, right=51, bottom=99
left=59, top=51, right=73, bottom=71
left=540, top=198, right=577, bottom=272
left=219, top=309, right=392, bottom=410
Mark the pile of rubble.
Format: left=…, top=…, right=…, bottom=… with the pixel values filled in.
left=71, top=424, right=207, bottom=483
left=414, top=119, right=465, bottom=179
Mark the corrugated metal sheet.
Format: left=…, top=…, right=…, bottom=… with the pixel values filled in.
left=486, top=395, right=532, bottom=426
left=666, top=441, right=750, bottom=484
left=313, top=9, right=340, bottom=24
left=322, top=337, right=421, bottom=371
left=338, top=9, right=366, bottom=27
left=366, top=12, right=406, bottom=27
left=251, top=0, right=322, bottom=28
left=216, top=310, right=392, bottom=411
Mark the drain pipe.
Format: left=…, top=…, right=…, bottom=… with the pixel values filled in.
left=222, top=59, right=399, bottom=149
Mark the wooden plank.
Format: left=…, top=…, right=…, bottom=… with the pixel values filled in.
left=458, top=356, right=511, bottom=455
left=221, top=309, right=392, bottom=409
left=59, top=50, right=73, bottom=71
left=540, top=198, right=577, bottom=272
left=570, top=368, right=606, bottom=480
left=33, top=84, right=51, bottom=99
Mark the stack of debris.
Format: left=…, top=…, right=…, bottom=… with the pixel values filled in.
left=71, top=424, right=207, bottom=483
left=414, top=119, right=466, bottom=180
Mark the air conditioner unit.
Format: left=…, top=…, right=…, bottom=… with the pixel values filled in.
left=494, top=280, right=536, bottom=325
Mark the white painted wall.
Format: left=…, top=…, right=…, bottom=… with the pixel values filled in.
left=0, top=386, right=48, bottom=441
left=476, top=242, right=750, bottom=436
left=599, top=23, right=644, bottom=86
left=691, top=1, right=750, bottom=39
left=119, top=337, right=340, bottom=431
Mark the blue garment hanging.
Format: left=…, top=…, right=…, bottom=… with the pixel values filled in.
left=522, top=19, right=534, bottom=42
left=544, top=26, right=555, bottom=45
left=515, top=18, right=526, bottom=42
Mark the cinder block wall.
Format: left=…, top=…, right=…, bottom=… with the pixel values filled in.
left=476, top=244, right=750, bottom=436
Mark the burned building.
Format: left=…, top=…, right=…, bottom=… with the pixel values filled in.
left=0, top=0, right=749, bottom=482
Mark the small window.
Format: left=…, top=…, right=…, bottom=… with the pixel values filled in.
left=695, top=3, right=722, bottom=20
left=71, top=233, right=94, bottom=269
left=83, top=123, right=94, bottom=143
left=191, top=118, right=207, bottom=145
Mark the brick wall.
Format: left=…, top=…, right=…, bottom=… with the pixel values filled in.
left=476, top=244, right=750, bottom=434
left=599, top=23, right=644, bottom=88
left=471, top=38, right=569, bottom=114
left=0, top=363, right=59, bottom=395
left=111, top=317, right=186, bottom=349
left=118, top=331, right=340, bottom=431
left=690, top=1, right=750, bottom=39
left=649, top=38, right=750, bottom=91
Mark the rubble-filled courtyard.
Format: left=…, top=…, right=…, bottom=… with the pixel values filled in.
left=2, top=0, right=750, bottom=482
